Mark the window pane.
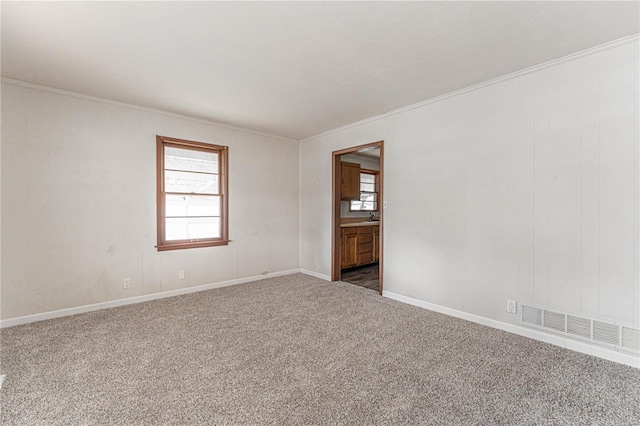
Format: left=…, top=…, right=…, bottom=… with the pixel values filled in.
left=361, top=182, right=375, bottom=192
left=350, top=200, right=377, bottom=211
left=361, top=173, right=375, bottom=184
left=165, top=195, right=220, bottom=217
left=360, top=193, right=377, bottom=202
left=165, top=170, right=218, bottom=194
left=362, top=201, right=377, bottom=211
left=165, top=147, right=218, bottom=173
left=166, top=217, right=221, bottom=241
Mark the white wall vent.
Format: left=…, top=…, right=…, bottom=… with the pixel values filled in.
left=522, top=305, right=543, bottom=326
left=521, top=304, right=639, bottom=354
left=567, top=315, right=591, bottom=339
left=543, top=310, right=566, bottom=333
left=621, top=327, right=639, bottom=352
left=593, top=320, right=620, bottom=346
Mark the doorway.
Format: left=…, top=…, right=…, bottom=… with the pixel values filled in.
left=331, top=141, right=383, bottom=294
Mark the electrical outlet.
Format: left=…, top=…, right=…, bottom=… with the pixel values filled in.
left=178, top=270, right=185, bottom=280
left=507, top=299, right=517, bottom=314
left=123, top=278, right=131, bottom=289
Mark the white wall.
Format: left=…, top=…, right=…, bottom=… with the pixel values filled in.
left=300, top=39, right=639, bottom=328
left=1, top=82, right=300, bottom=319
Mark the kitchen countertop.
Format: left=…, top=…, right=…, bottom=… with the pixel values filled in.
left=340, top=221, right=380, bottom=228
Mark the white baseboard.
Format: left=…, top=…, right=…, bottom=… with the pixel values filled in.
left=299, top=269, right=331, bottom=281
left=383, top=291, right=640, bottom=369
left=1, top=269, right=301, bottom=328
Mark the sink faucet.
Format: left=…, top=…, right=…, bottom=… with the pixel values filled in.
left=369, top=212, right=376, bottom=222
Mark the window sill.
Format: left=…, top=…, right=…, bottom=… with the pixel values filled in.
left=156, top=240, right=230, bottom=251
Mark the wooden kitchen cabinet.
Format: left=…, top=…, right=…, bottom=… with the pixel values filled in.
left=341, top=224, right=379, bottom=269
left=341, top=161, right=361, bottom=201
left=372, top=225, right=380, bottom=262
left=341, top=227, right=358, bottom=268
left=357, top=226, right=373, bottom=265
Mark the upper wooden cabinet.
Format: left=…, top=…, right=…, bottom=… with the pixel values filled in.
left=341, top=161, right=360, bottom=201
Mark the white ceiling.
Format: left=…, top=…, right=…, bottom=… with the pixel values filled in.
left=2, top=2, right=638, bottom=140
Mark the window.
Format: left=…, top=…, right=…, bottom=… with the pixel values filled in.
left=350, top=170, right=378, bottom=211
left=156, top=135, right=228, bottom=251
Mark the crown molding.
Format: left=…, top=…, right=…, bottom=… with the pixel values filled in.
left=302, top=33, right=640, bottom=143
left=0, top=77, right=298, bottom=143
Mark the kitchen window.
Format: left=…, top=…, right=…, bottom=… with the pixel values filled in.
left=350, top=170, right=378, bottom=212
left=156, top=135, right=229, bottom=251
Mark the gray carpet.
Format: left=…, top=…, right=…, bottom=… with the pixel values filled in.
left=1, top=273, right=639, bottom=425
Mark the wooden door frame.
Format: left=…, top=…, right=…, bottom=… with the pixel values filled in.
left=331, top=140, right=384, bottom=295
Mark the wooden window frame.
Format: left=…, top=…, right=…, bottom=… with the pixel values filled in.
left=349, top=169, right=379, bottom=212
left=156, top=135, right=229, bottom=251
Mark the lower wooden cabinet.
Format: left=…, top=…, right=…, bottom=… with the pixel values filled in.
left=373, top=226, right=380, bottom=262
left=341, top=227, right=358, bottom=268
left=341, top=224, right=379, bottom=269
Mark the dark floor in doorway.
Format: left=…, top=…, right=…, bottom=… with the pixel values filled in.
left=341, top=264, right=379, bottom=292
